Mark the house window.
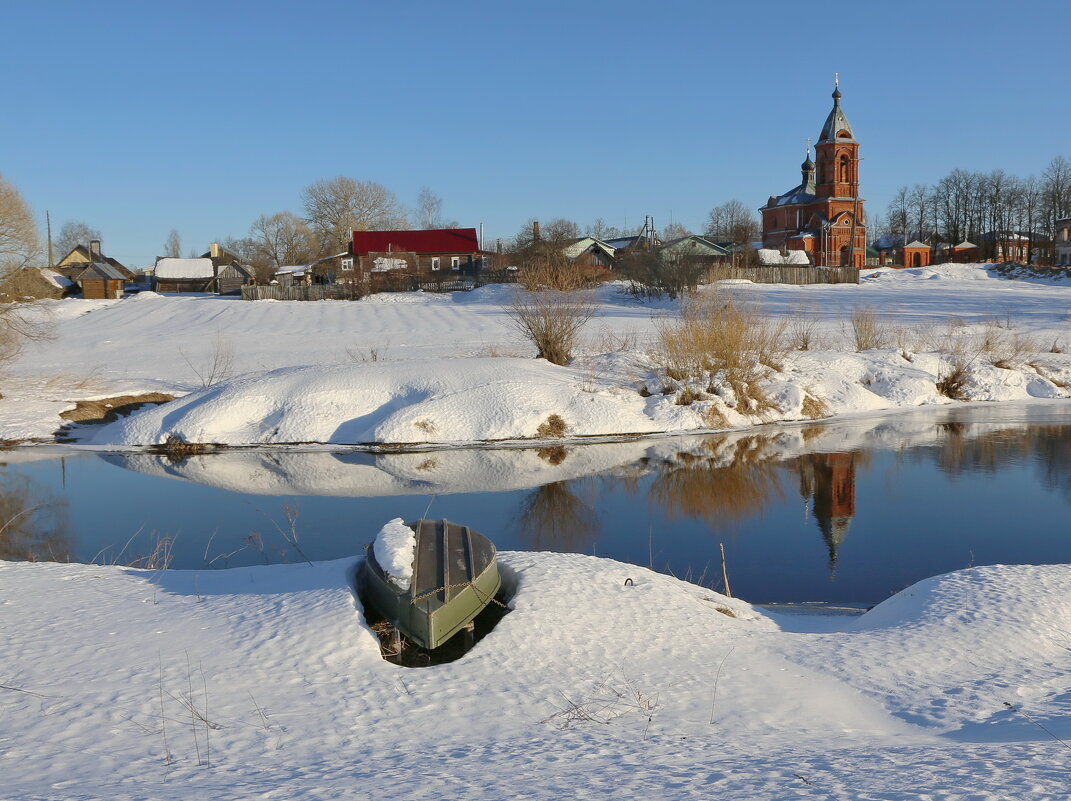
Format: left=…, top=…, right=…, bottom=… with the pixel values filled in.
left=431, top=257, right=441, bottom=271
left=341, top=257, right=353, bottom=272
left=450, top=256, right=460, bottom=271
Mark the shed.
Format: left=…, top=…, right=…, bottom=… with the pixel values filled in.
left=76, top=262, right=126, bottom=299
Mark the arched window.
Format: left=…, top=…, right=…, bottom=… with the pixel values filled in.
left=913, top=252, right=921, bottom=268
left=839, top=154, right=851, bottom=184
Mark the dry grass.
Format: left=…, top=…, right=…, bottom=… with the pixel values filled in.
left=849, top=307, right=889, bottom=351
left=980, top=322, right=1037, bottom=369
left=936, top=354, right=973, bottom=400
left=58, top=393, right=176, bottom=425
left=413, top=419, right=437, bottom=436
left=654, top=290, right=785, bottom=414
left=507, top=291, right=596, bottom=366
left=801, top=392, right=831, bottom=420
left=787, top=303, right=822, bottom=351
left=536, top=414, right=567, bottom=438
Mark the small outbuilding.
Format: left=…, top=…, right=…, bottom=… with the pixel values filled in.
left=76, top=262, right=126, bottom=299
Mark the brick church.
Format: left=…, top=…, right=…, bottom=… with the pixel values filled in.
left=761, top=81, right=867, bottom=267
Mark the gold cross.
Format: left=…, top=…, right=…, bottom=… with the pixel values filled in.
left=835, top=72, right=839, bottom=87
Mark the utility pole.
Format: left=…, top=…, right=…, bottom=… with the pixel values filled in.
left=46, top=210, right=54, bottom=268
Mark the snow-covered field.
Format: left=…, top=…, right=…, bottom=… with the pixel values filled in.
left=3, top=264, right=1071, bottom=799
left=2, top=262, right=1069, bottom=446
left=3, top=555, right=1070, bottom=800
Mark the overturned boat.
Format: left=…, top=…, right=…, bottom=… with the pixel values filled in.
left=359, top=518, right=501, bottom=651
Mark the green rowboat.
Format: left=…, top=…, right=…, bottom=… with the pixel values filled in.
left=360, top=518, right=501, bottom=651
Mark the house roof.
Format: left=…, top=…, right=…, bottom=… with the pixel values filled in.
left=59, top=244, right=135, bottom=279
left=39, top=268, right=74, bottom=289
left=76, top=262, right=127, bottom=281
left=562, top=237, right=615, bottom=260
left=154, top=257, right=215, bottom=280
left=658, top=235, right=730, bottom=255
left=903, top=240, right=929, bottom=249
left=353, top=228, right=479, bottom=255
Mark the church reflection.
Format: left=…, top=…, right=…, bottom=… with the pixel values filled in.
left=794, top=452, right=857, bottom=570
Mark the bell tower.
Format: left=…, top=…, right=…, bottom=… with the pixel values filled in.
left=814, top=78, right=859, bottom=199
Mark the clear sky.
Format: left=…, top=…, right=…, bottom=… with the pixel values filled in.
left=3, top=0, right=1067, bottom=267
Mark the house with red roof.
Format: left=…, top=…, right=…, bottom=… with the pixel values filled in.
left=349, top=228, right=485, bottom=280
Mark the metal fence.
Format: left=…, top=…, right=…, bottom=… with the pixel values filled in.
left=704, top=265, right=859, bottom=285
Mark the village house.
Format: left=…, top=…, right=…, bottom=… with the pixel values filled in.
left=349, top=228, right=485, bottom=282
left=53, top=240, right=135, bottom=285
left=562, top=236, right=616, bottom=270
left=1056, top=218, right=1071, bottom=266
left=153, top=243, right=254, bottom=294
left=760, top=81, right=867, bottom=267
left=0, top=267, right=76, bottom=301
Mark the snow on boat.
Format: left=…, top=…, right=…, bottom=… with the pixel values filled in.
left=359, top=518, right=501, bottom=651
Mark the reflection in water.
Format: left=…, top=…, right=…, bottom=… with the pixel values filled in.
left=648, top=435, right=785, bottom=527
left=929, top=423, right=1071, bottom=502
left=8, top=404, right=1071, bottom=602
left=0, top=470, right=72, bottom=561
left=795, top=452, right=857, bottom=570
left=516, top=480, right=600, bottom=553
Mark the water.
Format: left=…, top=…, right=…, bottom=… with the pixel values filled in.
left=2, top=402, right=1070, bottom=604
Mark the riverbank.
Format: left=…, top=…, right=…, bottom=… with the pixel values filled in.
left=2, top=553, right=1068, bottom=799
left=1, top=263, right=1069, bottom=447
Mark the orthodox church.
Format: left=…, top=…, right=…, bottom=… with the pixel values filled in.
left=760, top=81, right=867, bottom=267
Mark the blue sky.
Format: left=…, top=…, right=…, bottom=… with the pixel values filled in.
left=3, top=0, right=1067, bottom=267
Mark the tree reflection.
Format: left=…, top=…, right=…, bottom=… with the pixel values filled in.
left=0, top=470, right=72, bottom=562
left=647, top=435, right=785, bottom=527
left=516, top=480, right=600, bottom=552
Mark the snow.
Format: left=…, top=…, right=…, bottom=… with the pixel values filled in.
left=372, top=517, right=416, bottom=589
left=4, top=263, right=1071, bottom=797
left=1, top=262, right=1069, bottom=448
left=2, top=553, right=1069, bottom=799
left=40, top=267, right=74, bottom=289
left=153, top=257, right=215, bottom=279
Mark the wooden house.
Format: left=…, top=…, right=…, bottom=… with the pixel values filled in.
left=562, top=237, right=616, bottom=270
left=657, top=235, right=730, bottom=264
left=77, top=262, right=127, bottom=299
left=55, top=240, right=135, bottom=283
left=154, top=243, right=254, bottom=294
left=0, top=267, right=76, bottom=301
left=352, top=228, right=485, bottom=278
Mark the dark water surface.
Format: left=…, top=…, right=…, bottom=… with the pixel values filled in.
left=3, top=402, right=1070, bottom=604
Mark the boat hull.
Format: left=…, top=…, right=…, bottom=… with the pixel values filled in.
left=360, top=519, right=500, bottom=651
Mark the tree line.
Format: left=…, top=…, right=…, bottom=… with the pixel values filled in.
left=879, top=156, right=1071, bottom=262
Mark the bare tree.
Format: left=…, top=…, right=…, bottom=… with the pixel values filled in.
left=0, top=175, right=46, bottom=367
left=302, top=177, right=408, bottom=253
left=54, top=220, right=102, bottom=258
left=0, top=175, right=40, bottom=280
left=703, top=200, right=758, bottom=249
left=163, top=229, right=182, bottom=258
left=585, top=218, right=623, bottom=240
left=414, top=187, right=459, bottom=230
left=249, top=211, right=317, bottom=268
left=661, top=222, right=692, bottom=241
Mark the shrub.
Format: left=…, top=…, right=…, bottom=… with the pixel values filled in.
left=849, top=306, right=888, bottom=351
left=507, top=291, right=595, bottom=366
left=536, top=414, right=567, bottom=438
left=654, top=289, right=784, bottom=413
left=980, top=322, right=1037, bottom=369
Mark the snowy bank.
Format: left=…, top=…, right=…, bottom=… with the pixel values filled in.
left=2, top=554, right=1069, bottom=799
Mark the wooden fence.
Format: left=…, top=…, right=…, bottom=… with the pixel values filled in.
left=704, top=265, right=859, bottom=285
left=241, top=284, right=366, bottom=301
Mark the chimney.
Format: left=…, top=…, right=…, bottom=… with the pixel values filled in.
left=210, top=242, right=221, bottom=259
left=89, top=239, right=102, bottom=259
left=533, top=221, right=541, bottom=241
